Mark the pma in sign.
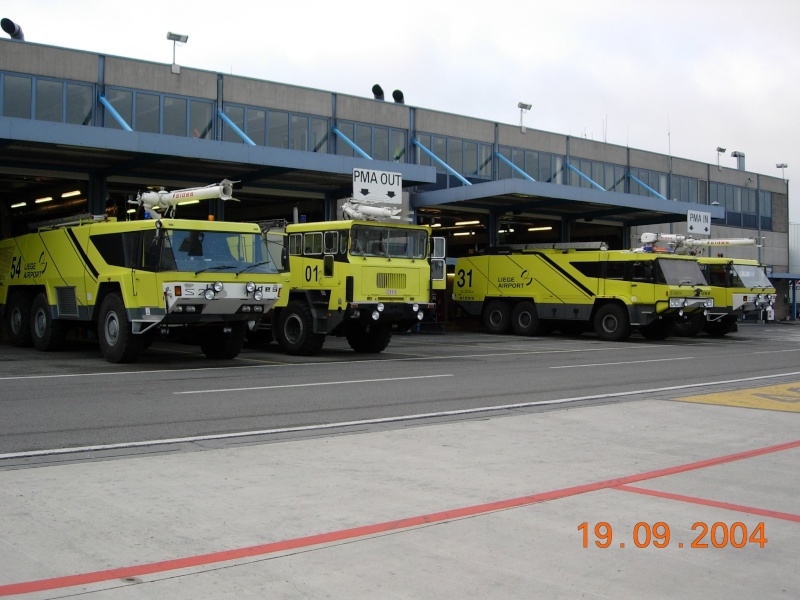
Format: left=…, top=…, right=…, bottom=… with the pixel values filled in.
left=352, top=168, right=402, bottom=204
left=687, top=209, right=711, bottom=235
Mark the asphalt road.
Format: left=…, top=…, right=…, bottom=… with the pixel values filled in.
left=2, top=323, right=800, bottom=455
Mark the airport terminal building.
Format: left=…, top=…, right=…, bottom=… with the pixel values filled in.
left=0, top=28, right=795, bottom=316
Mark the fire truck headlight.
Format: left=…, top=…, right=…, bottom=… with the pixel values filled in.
left=417, top=311, right=424, bottom=321
left=377, top=303, right=385, bottom=312
left=678, top=309, right=684, bottom=317
left=371, top=310, right=381, bottom=321
left=412, top=303, right=420, bottom=312
left=203, top=288, right=216, bottom=301
left=213, top=281, right=224, bottom=293
left=246, top=281, right=256, bottom=293
left=254, top=290, right=263, bottom=301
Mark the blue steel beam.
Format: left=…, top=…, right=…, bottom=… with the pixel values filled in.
left=628, top=172, right=668, bottom=201
left=98, top=95, right=132, bottom=132
left=496, top=152, right=535, bottom=182
left=332, top=127, right=372, bottom=160
left=565, top=162, right=605, bottom=191
left=217, top=111, right=256, bottom=146
left=412, top=138, right=471, bottom=186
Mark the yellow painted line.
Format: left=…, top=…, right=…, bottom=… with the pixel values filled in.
left=676, top=383, right=800, bottom=412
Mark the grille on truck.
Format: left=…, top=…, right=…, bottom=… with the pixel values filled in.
left=376, top=273, right=406, bottom=289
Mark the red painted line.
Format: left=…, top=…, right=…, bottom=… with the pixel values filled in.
left=615, top=485, right=800, bottom=522
left=2, top=438, right=798, bottom=597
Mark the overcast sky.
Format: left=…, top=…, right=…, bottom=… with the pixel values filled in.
left=4, top=0, right=798, bottom=222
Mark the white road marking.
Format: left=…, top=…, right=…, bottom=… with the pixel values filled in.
left=3, top=370, right=800, bottom=460
left=174, top=374, right=454, bottom=395
left=551, top=357, right=695, bottom=369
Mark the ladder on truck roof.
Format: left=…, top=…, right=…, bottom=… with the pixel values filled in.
left=29, top=213, right=110, bottom=231
left=509, top=241, right=609, bottom=251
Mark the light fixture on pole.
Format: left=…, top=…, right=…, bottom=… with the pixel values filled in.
left=776, top=163, right=788, bottom=180
left=167, top=32, right=188, bottom=74
left=518, top=102, right=531, bottom=133
left=716, top=147, right=726, bottom=171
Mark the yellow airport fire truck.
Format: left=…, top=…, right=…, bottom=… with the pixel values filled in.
left=453, top=241, right=713, bottom=341
left=256, top=213, right=446, bottom=355
left=638, top=233, right=776, bottom=336
left=0, top=181, right=282, bottom=363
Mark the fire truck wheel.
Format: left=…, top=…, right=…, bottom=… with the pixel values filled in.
left=346, top=323, right=392, bottom=353
left=673, top=313, right=705, bottom=337
left=276, top=301, right=325, bottom=355
left=704, top=317, right=735, bottom=337
left=6, top=291, right=33, bottom=347
left=639, top=317, right=675, bottom=340
left=31, top=292, right=68, bottom=351
left=511, top=301, right=540, bottom=336
left=483, top=299, right=511, bottom=334
left=594, top=303, right=631, bottom=341
left=98, top=293, right=143, bottom=363
left=201, top=323, right=246, bottom=359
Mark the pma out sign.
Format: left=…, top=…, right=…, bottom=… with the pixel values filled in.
left=353, top=168, right=401, bottom=186
left=352, top=168, right=403, bottom=203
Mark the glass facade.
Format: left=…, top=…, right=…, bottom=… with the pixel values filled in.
left=0, top=68, right=780, bottom=234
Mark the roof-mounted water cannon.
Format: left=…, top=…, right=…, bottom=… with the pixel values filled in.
left=341, top=198, right=409, bottom=222
left=638, top=232, right=758, bottom=255
left=131, top=179, right=238, bottom=219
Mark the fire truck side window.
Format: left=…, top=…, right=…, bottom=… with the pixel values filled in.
left=288, top=233, right=303, bottom=255
left=708, top=265, right=727, bottom=286
left=303, top=232, right=322, bottom=255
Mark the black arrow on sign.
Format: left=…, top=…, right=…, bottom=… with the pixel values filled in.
left=360, top=188, right=370, bottom=197
left=387, top=191, right=396, bottom=198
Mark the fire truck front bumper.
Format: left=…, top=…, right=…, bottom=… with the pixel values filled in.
left=663, top=297, right=714, bottom=316
left=347, top=301, right=435, bottom=326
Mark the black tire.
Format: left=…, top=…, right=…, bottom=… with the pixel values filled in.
left=201, top=323, right=246, bottom=359
left=30, top=292, right=68, bottom=351
left=482, top=299, right=511, bottom=334
left=639, top=317, right=675, bottom=340
left=97, top=293, right=143, bottom=363
left=594, top=303, right=631, bottom=342
left=673, top=314, right=705, bottom=337
left=346, top=323, right=392, bottom=353
left=511, top=301, right=540, bottom=336
left=5, top=291, right=33, bottom=347
left=276, top=301, right=325, bottom=355
left=705, top=316, right=736, bottom=338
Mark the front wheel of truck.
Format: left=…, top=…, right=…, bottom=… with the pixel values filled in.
left=594, top=303, right=631, bottom=342
left=98, top=293, right=143, bottom=363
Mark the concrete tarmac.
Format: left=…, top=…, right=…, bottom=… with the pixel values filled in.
left=1, top=378, right=799, bottom=599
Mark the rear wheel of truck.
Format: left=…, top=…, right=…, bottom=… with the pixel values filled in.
left=483, top=299, right=511, bottom=334
left=511, top=301, right=540, bottom=336
left=594, top=303, right=631, bottom=342
left=201, top=323, right=247, bottom=359
left=276, top=301, right=325, bottom=355
left=6, top=291, right=33, bottom=347
left=346, top=323, right=392, bottom=353
left=31, top=292, right=68, bottom=351
left=98, top=293, right=143, bottom=363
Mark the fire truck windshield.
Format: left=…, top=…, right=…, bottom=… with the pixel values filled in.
left=349, top=225, right=428, bottom=259
left=657, top=258, right=707, bottom=286
left=166, top=230, right=278, bottom=274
